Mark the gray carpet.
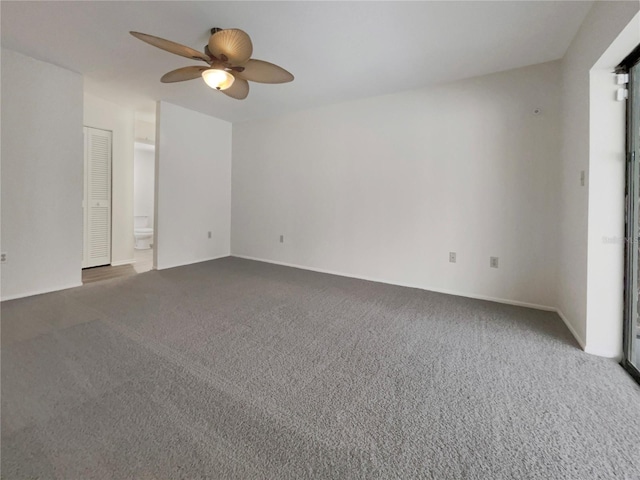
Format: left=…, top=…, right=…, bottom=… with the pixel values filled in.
left=2, top=257, right=639, bottom=479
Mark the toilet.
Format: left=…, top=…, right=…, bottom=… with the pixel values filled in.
left=134, top=215, right=154, bottom=250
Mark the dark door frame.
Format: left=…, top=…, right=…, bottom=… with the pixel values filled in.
left=621, top=45, right=640, bottom=384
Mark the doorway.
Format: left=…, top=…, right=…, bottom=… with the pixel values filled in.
left=82, top=126, right=112, bottom=269
left=133, top=141, right=155, bottom=274
left=623, top=47, right=640, bottom=383
left=81, top=97, right=157, bottom=284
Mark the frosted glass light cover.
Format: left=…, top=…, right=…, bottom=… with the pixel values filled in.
left=201, top=69, right=235, bottom=90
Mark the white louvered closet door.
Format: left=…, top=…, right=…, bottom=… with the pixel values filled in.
left=83, top=127, right=112, bottom=268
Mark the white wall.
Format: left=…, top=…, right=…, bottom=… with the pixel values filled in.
left=232, top=61, right=562, bottom=309
left=155, top=101, right=231, bottom=269
left=1, top=49, right=83, bottom=300
left=84, top=94, right=135, bottom=265
left=558, top=2, right=639, bottom=357
left=135, top=118, right=155, bottom=144
left=134, top=143, right=155, bottom=225
left=587, top=12, right=640, bottom=359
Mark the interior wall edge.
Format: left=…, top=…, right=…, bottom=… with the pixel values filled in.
left=555, top=308, right=587, bottom=351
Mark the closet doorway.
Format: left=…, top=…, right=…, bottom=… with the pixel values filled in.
left=82, top=126, right=112, bottom=269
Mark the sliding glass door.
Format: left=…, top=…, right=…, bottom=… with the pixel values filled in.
left=624, top=56, right=640, bottom=383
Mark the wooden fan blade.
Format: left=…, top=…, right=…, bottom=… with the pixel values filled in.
left=208, top=29, right=253, bottom=66
left=161, top=66, right=210, bottom=83
left=130, top=31, right=210, bottom=63
left=235, top=59, right=294, bottom=84
left=221, top=76, right=249, bottom=100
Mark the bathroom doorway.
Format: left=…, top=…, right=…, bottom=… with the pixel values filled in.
left=133, top=140, right=155, bottom=274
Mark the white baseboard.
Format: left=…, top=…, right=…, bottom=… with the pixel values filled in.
left=555, top=309, right=623, bottom=359
left=156, top=254, right=230, bottom=271
left=234, top=255, right=613, bottom=355
left=1, top=282, right=83, bottom=302
left=584, top=344, right=621, bottom=360
left=0, top=255, right=605, bottom=359
left=411, top=286, right=555, bottom=311
left=111, top=258, right=135, bottom=266
left=555, top=308, right=587, bottom=350
left=231, top=254, right=556, bottom=312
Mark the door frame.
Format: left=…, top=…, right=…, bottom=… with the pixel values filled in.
left=621, top=46, right=640, bottom=383
left=82, top=126, right=114, bottom=269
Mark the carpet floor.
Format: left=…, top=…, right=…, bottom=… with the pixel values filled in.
left=2, top=257, right=639, bottom=479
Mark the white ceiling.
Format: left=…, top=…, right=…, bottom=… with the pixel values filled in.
left=1, top=1, right=593, bottom=123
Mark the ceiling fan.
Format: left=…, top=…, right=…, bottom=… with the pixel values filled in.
left=130, top=28, right=294, bottom=100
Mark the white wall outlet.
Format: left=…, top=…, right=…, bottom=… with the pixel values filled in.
left=279, top=235, right=284, bottom=243
left=449, top=252, right=456, bottom=263
left=490, top=256, right=499, bottom=268
left=1, top=253, right=7, bottom=264
left=207, top=231, right=212, bottom=239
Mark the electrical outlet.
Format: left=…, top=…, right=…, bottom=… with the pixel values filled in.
left=449, top=252, right=456, bottom=263
left=490, top=256, right=499, bottom=268
left=1, top=253, right=7, bottom=264
left=279, top=235, right=284, bottom=243
left=207, top=231, right=212, bottom=239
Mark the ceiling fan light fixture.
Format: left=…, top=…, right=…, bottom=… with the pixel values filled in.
left=131, top=28, right=293, bottom=100
left=202, top=68, right=235, bottom=90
